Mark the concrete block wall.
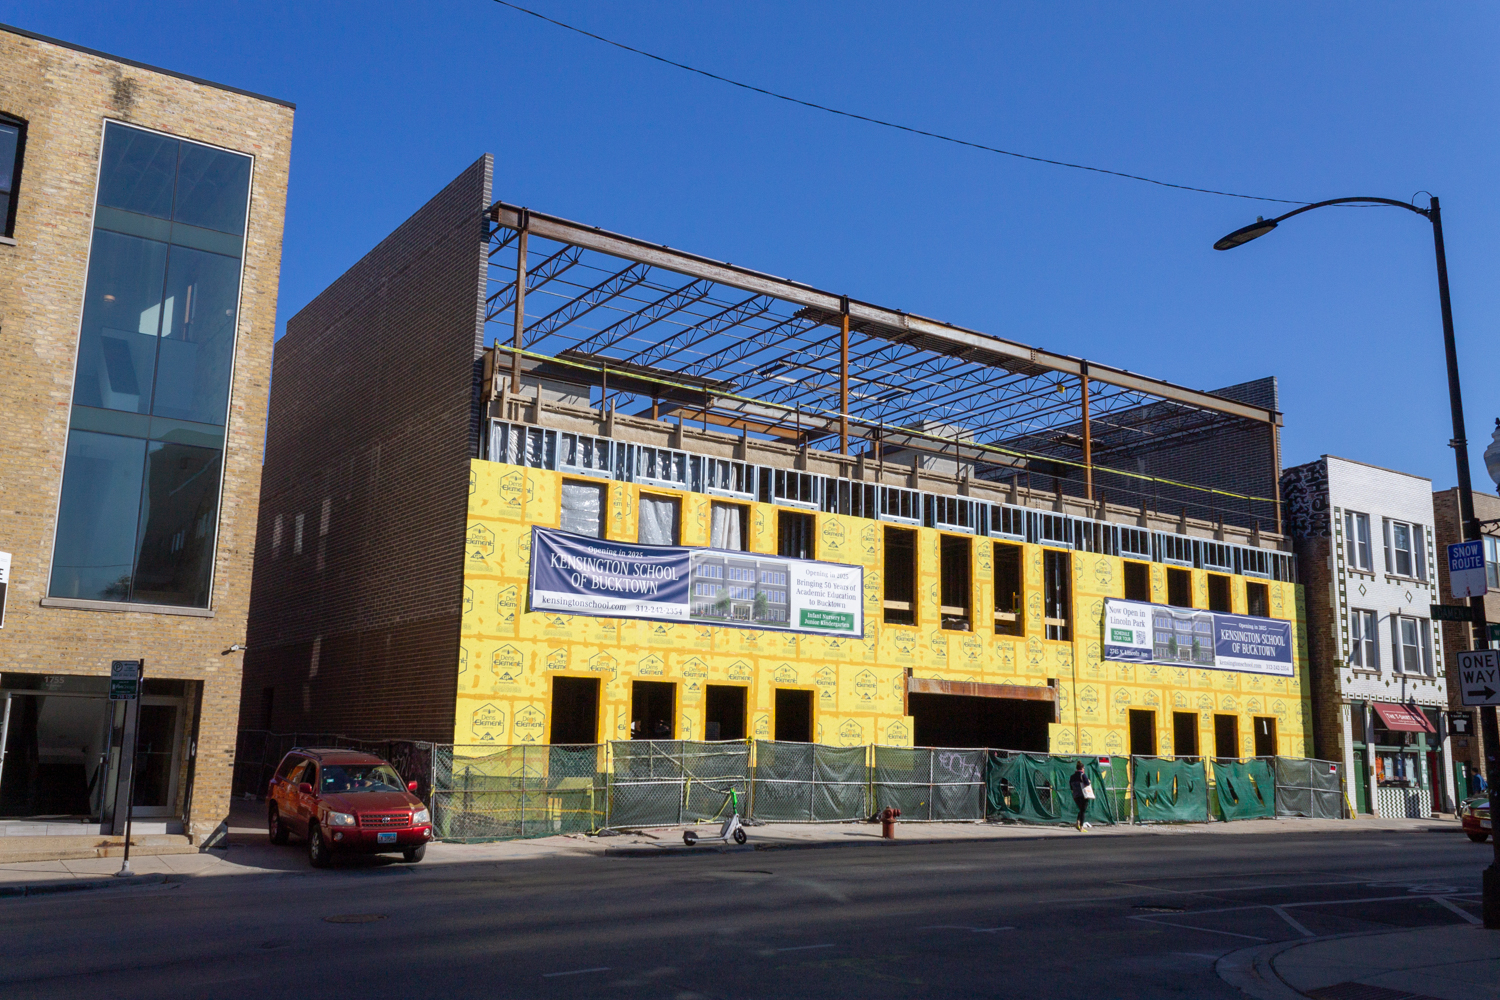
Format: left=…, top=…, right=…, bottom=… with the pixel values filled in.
left=240, top=156, right=492, bottom=743
left=0, top=25, right=293, bottom=842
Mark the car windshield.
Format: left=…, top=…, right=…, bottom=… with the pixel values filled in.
left=319, top=764, right=405, bottom=794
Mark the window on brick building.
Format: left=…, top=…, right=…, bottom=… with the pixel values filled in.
left=0, top=113, right=25, bottom=238
left=1382, top=518, right=1425, bottom=580
left=1390, top=615, right=1432, bottom=675
left=1344, top=511, right=1372, bottom=571
left=48, top=122, right=252, bottom=608
left=1349, top=608, right=1378, bottom=670
left=1486, top=535, right=1499, bottom=590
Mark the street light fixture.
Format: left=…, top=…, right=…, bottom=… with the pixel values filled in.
left=1216, top=193, right=1500, bottom=928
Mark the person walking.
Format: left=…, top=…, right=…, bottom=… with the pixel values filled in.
left=1069, top=761, right=1094, bottom=831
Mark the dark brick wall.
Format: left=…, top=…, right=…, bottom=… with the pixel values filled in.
left=1433, top=486, right=1499, bottom=785
left=1293, top=534, right=1346, bottom=763
left=241, top=156, right=492, bottom=742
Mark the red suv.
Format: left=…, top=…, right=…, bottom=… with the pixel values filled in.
left=266, top=748, right=433, bottom=867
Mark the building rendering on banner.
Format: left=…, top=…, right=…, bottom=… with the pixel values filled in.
left=1433, top=482, right=1500, bottom=797
left=242, top=156, right=1312, bottom=766
left=1281, top=456, right=1455, bottom=817
left=0, top=24, right=293, bottom=851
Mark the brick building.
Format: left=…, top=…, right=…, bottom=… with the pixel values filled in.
left=242, top=161, right=1314, bottom=775
left=0, top=24, right=293, bottom=853
left=1432, top=484, right=1500, bottom=795
left=1281, top=456, right=1455, bottom=816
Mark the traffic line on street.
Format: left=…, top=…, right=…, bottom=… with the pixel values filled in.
left=1126, top=915, right=1268, bottom=942
left=541, top=966, right=612, bottom=978
left=1430, top=895, right=1482, bottom=925
left=774, top=943, right=835, bottom=952
left=917, top=925, right=1016, bottom=933
left=1270, top=907, right=1314, bottom=938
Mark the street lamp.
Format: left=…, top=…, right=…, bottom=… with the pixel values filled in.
left=1216, top=194, right=1500, bottom=928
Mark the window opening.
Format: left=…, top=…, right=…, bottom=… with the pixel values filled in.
left=883, top=527, right=917, bottom=626
left=1166, top=568, right=1192, bottom=608
left=1245, top=581, right=1269, bottom=618
left=1043, top=549, right=1071, bottom=641
left=778, top=511, right=815, bottom=560
left=1383, top=519, right=1425, bottom=579
left=939, top=535, right=971, bottom=631
left=1253, top=717, right=1277, bottom=758
left=1123, top=561, right=1150, bottom=602
left=1207, top=574, right=1231, bottom=613
left=1349, top=609, right=1378, bottom=670
left=0, top=113, right=25, bottom=238
left=549, top=676, right=600, bottom=745
left=993, top=542, right=1023, bottom=636
left=774, top=688, right=813, bottom=743
left=1344, top=511, right=1372, bottom=571
left=709, top=501, right=748, bottom=551
left=638, top=494, right=680, bottom=546
left=560, top=480, right=605, bottom=538
left=630, top=681, right=676, bottom=740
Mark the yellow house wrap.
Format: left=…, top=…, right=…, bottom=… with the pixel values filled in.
left=459, top=459, right=1313, bottom=758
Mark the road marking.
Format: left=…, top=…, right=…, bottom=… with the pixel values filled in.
left=1271, top=906, right=1314, bottom=938
left=542, top=967, right=612, bottom=978
left=1127, top=915, right=1267, bottom=942
left=1430, top=895, right=1482, bottom=925
left=774, top=944, right=835, bottom=952
left=918, top=924, right=1016, bottom=933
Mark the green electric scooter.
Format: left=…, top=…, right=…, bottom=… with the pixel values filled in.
left=683, top=787, right=748, bottom=846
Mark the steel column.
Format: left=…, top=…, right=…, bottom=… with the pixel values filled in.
left=1080, top=366, right=1093, bottom=502
left=839, top=297, right=850, bottom=455
left=509, top=208, right=530, bottom=393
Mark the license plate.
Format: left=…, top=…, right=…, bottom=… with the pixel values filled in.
left=1482, top=820, right=1492, bottom=830
left=378, top=832, right=398, bottom=843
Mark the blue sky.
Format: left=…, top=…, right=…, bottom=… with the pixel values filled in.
left=7, top=2, right=1498, bottom=491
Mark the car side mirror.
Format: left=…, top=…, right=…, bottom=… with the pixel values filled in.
left=407, top=781, right=419, bottom=793
left=297, top=782, right=313, bottom=795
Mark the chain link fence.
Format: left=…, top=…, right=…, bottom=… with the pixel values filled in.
left=234, top=730, right=1351, bottom=839
left=749, top=741, right=869, bottom=822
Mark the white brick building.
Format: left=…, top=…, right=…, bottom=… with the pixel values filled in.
left=1282, top=455, right=1455, bottom=816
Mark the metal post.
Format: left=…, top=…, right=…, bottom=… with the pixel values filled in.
left=839, top=296, right=850, bottom=456
left=115, top=660, right=143, bottom=876
left=509, top=209, right=530, bottom=394
left=1080, top=366, right=1093, bottom=503
left=1270, top=419, right=1282, bottom=536
left=0, top=693, right=11, bottom=794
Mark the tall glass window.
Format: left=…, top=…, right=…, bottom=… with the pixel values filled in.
left=0, top=113, right=25, bottom=237
left=49, top=122, right=251, bottom=608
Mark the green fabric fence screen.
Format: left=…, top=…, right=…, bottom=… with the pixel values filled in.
left=1132, top=756, right=1210, bottom=823
left=1212, top=757, right=1275, bottom=821
left=986, top=753, right=1121, bottom=826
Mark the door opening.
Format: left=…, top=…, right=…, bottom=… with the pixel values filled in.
left=550, top=677, right=600, bottom=745
left=1128, top=709, right=1157, bottom=757
left=908, top=693, right=1051, bottom=751
left=1214, top=714, right=1239, bottom=759
left=704, top=685, right=747, bottom=741
left=631, top=681, right=676, bottom=740
left=1253, top=716, right=1277, bottom=757
left=1172, top=711, right=1199, bottom=758
left=774, top=689, right=813, bottom=742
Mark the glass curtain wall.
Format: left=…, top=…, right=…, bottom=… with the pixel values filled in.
left=49, top=122, right=251, bottom=608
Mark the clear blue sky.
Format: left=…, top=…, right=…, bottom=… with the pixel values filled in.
left=8, top=2, right=1498, bottom=491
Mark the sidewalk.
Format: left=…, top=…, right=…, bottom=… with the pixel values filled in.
left=1221, top=923, right=1500, bottom=1000
left=0, top=801, right=1463, bottom=897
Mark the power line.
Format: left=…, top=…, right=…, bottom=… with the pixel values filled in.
left=488, top=0, right=1308, bottom=206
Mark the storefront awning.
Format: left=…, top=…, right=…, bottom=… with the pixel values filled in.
left=1373, top=702, right=1436, bottom=734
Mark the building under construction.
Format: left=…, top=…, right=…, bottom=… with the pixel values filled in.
left=241, top=155, right=1311, bottom=761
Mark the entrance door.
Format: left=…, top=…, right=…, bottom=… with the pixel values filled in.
left=1353, top=749, right=1370, bottom=814
left=129, top=699, right=184, bottom=817
left=549, top=677, right=600, bottom=745
left=1172, top=712, right=1199, bottom=758
left=908, top=693, right=1051, bottom=750
left=1427, top=751, right=1441, bottom=814
left=1253, top=717, right=1277, bottom=758
left=1214, top=715, right=1239, bottom=760
left=630, top=682, right=676, bottom=740
left=0, top=691, right=112, bottom=819
left=774, top=689, right=813, bottom=743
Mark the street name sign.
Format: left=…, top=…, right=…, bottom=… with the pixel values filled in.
left=108, top=660, right=140, bottom=701
left=1448, top=540, right=1488, bottom=598
left=1457, top=649, right=1500, bottom=707
left=1430, top=603, right=1476, bottom=623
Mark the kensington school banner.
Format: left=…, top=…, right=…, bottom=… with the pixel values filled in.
left=528, top=526, right=864, bottom=637
left=1102, top=597, right=1293, bottom=677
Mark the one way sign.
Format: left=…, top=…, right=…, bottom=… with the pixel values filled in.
left=1457, top=649, right=1500, bottom=706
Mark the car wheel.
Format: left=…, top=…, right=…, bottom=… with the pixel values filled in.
left=268, top=806, right=289, bottom=845
left=1467, top=832, right=1490, bottom=843
left=308, top=823, right=332, bottom=868
left=402, top=845, right=426, bottom=863
left=733, top=828, right=747, bottom=845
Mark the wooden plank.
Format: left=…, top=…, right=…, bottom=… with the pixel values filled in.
left=906, top=677, right=1056, bottom=701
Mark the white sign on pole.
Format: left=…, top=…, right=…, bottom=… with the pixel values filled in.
left=1448, top=539, right=1488, bottom=598
left=1457, top=649, right=1500, bottom=707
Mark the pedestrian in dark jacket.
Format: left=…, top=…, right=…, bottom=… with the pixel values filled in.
left=1069, top=762, right=1092, bottom=831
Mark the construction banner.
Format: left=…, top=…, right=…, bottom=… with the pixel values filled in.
left=529, top=526, right=864, bottom=636
left=1103, top=598, right=1293, bottom=677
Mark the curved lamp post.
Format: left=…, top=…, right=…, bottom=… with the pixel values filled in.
left=1216, top=195, right=1500, bottom=927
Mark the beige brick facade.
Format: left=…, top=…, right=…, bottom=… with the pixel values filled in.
left=0, top=25, right=292, bottom=844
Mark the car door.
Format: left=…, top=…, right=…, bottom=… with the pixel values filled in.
left=286, top=760, right=316, bottom=836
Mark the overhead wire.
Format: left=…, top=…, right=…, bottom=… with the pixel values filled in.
left=488, top=0, right=1309, bottom=206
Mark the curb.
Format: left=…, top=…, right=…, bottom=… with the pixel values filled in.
left=0, top=873, right=175, bottom=899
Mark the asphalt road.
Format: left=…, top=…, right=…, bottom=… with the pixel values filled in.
left=1, top=827, right=1488, bottom=1000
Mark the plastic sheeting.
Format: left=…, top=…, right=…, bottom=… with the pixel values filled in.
left=749, top=741, right=867, bottom=821
left=986, top=753, right=1120, bottom=826
left=637, top=495, right=680, bottom=546
left=710, top=502, right=745, bottom=550
left=1212, top=758, right=1275, bottom=821
left=1132, top=756, right=1210, bottom=823
left=1274, top=757, right=1345, bottom=819
left=559, top=482, right=604, bottom=537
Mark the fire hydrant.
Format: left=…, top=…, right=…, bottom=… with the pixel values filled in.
left=880, top=807, right=901, bottom=839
